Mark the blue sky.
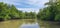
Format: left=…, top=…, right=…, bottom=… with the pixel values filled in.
left=0, top=0, right=49, bottom=13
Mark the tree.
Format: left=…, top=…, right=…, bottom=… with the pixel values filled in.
left=0, top=2, right=22, bottom=21
left=37, top=0, right=60, bottom=21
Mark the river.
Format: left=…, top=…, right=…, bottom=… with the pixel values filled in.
left=0, top=19, right=60, bottom=28
left=20, top=23, right=40, bottom=28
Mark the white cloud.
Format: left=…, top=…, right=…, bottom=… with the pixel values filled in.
left=0, top=0, right=49, bottom=8
left=25, top=0, right=49, bottom=7
left=0, top=0, right=22, bottom=6
left=0, top=0, right=49, bottom=13
left=17, top=8, right=39, bottom=13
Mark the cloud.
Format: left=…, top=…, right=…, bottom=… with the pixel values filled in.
left=0, top=0, right=49, bottom=13
left=0, top=0, right=22, bottom=5
left=17, top=8, right=39, bottom=13
left=0, top=0, right=49, bottom=8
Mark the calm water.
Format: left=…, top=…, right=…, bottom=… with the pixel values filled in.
left=0, top=19, right=60, bottom=28
left=20, top=23, right=40, bottom=28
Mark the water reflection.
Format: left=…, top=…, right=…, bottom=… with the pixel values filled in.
left=20, top=23, right=40, bottom=28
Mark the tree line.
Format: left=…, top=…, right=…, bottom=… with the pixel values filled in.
left=0, top=2, right=37, bottom=21
left=37, top=0, right=60, bottom=21
left=0, top=0, right=60, bottom=21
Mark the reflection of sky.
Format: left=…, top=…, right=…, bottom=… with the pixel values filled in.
left=0, top=0, right=49, bottom=13
left=20, top=23, right=40, bottom=28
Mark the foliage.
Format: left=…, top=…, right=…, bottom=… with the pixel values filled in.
left=1, top=0, right=60, bottom=21
left=37, top=0, right=60, bottom=21
left=0, top=2, right=37, bottom=21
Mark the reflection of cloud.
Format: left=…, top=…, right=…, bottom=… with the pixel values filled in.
left=17, top=8, right=39, bottom=13
left=20, top=23, right=39, bottom=28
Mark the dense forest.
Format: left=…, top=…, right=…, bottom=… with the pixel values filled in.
left=0, top=0, right=60, bottom=21
left=0, top=2, right=37, bottom=21
left=37, top=0, right=60, bottom=21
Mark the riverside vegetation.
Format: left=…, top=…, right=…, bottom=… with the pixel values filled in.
left=0, top=0, right=60, bottom=28
left=0, top=0, right=60, bottom=21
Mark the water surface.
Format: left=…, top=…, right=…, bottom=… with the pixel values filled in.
left=20, top=23, right=40, bottom=28
left=0, top=19, right=60, bottom=28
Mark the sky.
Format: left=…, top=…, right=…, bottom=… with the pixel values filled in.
left=0, top=0, right=49, bottom=13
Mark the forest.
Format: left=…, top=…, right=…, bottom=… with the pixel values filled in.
left=0, top=2, right=37, bottom=21
left=0, top=0, right=60, bottom=21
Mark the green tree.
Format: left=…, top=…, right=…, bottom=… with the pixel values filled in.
left=37, top=0, right=58, bottom=21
